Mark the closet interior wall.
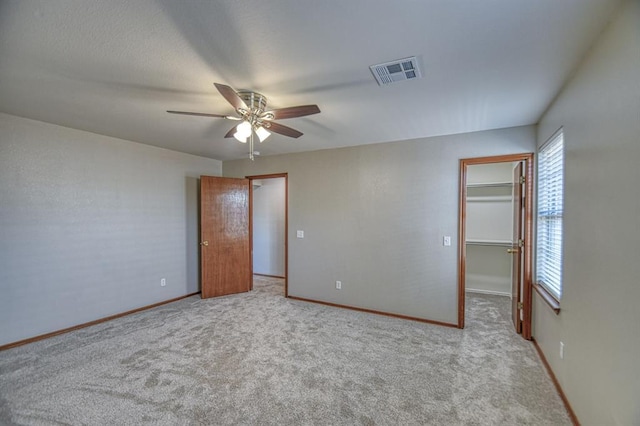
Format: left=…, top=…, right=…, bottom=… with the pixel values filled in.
left=252, top=177, right=286, bottom=277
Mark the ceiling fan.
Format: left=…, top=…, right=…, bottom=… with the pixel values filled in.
left=168, top=83, right=320, bottom=160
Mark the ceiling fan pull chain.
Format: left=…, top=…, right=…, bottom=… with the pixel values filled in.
left=249, top=132, right=255, bottom=161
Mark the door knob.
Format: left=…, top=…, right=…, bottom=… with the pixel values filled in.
left=200, top=241, right=209, bottom=246
left=507, top=248, right=519, bottom=254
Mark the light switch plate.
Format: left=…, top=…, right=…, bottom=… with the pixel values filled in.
left=443, top=236, right=451, bottom=246
left=297, top=230, right=304, bottom=238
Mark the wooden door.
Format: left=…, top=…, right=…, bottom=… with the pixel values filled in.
left=200, top=176, right=251, bottom=299
left=510, top=163, right=524, bottom=333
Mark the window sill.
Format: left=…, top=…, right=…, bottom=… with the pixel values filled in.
left=533, top=283, right=561, bottom=314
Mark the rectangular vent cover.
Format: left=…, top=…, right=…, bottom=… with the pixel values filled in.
left=370, top=56, right=422, bottom=86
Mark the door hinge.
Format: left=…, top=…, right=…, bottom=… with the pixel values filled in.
left=519, top=175, right=525, bottom=184
left=517, top=302, right=523, bottom=310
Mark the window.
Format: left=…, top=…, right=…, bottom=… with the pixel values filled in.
left=536, top=130, right=564, bottom=302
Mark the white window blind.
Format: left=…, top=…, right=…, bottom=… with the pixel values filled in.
left=536, top=130, right=564, bottom=300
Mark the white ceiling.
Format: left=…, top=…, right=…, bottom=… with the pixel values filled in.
left=0, top=0, right=622, bottom=161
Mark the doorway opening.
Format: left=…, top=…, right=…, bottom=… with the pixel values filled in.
left=458, top=154, right=533, bottom=339
left=248, top=173, right=288, bottom=296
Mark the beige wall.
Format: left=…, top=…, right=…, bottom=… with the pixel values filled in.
left=534, top=1, right=640, bottom=424
left=0, top=113, right=222, bottom=346
left=225, top=126, right=535, bottom=324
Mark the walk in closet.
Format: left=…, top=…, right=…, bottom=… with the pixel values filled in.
left=465, top=163, right=515, bottom=296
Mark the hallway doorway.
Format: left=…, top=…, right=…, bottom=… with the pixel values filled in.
left=248, top=173, right=288, bottom=296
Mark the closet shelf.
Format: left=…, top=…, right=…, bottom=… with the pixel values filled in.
left=466, top=239, right=513, bottom=247
left=466, top=181, right=513, bottom=188
left=466, top=195, right=512, bottom=202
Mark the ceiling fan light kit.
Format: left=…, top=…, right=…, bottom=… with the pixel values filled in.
left=254, top=126, right=271, bottom=142
left=233, top=120, right=252, bottom=143
left=167, top=83, right=320, bottom=160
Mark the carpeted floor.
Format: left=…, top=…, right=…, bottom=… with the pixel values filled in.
left=0, top=277, right=570, bottom=425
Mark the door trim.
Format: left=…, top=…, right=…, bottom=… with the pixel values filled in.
left=246, top=173, right=289, bottom=297
left=458, top=153, right=534, bottom=339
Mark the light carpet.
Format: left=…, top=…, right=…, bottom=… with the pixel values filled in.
left=0, top=277, right=570, bottom=425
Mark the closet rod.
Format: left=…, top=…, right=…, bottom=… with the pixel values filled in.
left=465, top=239, right=512, bottom=247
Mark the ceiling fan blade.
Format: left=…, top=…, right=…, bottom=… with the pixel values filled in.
left=268, top=105, right=321, bottom=120
left=214, top=83, right=248, bottom=111
left=265, top=121, right=303, bottom=138
left=224, top=125, right=238, bottom=139
left=167, top=110, right=229, bottom=118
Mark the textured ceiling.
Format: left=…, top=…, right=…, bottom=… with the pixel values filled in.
left=0, top=0, right=622, bottom=160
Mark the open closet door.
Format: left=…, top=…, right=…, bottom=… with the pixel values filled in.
left=510, top=163, right=524, bottom=333
left=200, top=176, right=251, bottom=299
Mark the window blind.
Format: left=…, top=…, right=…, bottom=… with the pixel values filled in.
left=537, top=131, right=564, bottom=300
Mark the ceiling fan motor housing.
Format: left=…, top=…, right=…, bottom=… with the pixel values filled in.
left=237, top=91, right=274, bottom=127
left=237, top=91, right=267, bottom=113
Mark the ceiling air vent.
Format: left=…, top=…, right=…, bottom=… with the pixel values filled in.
left=370, top=56, right=422, bottom=86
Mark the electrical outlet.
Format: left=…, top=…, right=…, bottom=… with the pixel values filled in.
left=443, top=236, right=451, bottom=246
left=160, top=278, right=166, bottom=287
left=560, top=342, right=564, bottom=359
left=336, top=281, right=342, bottom=290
